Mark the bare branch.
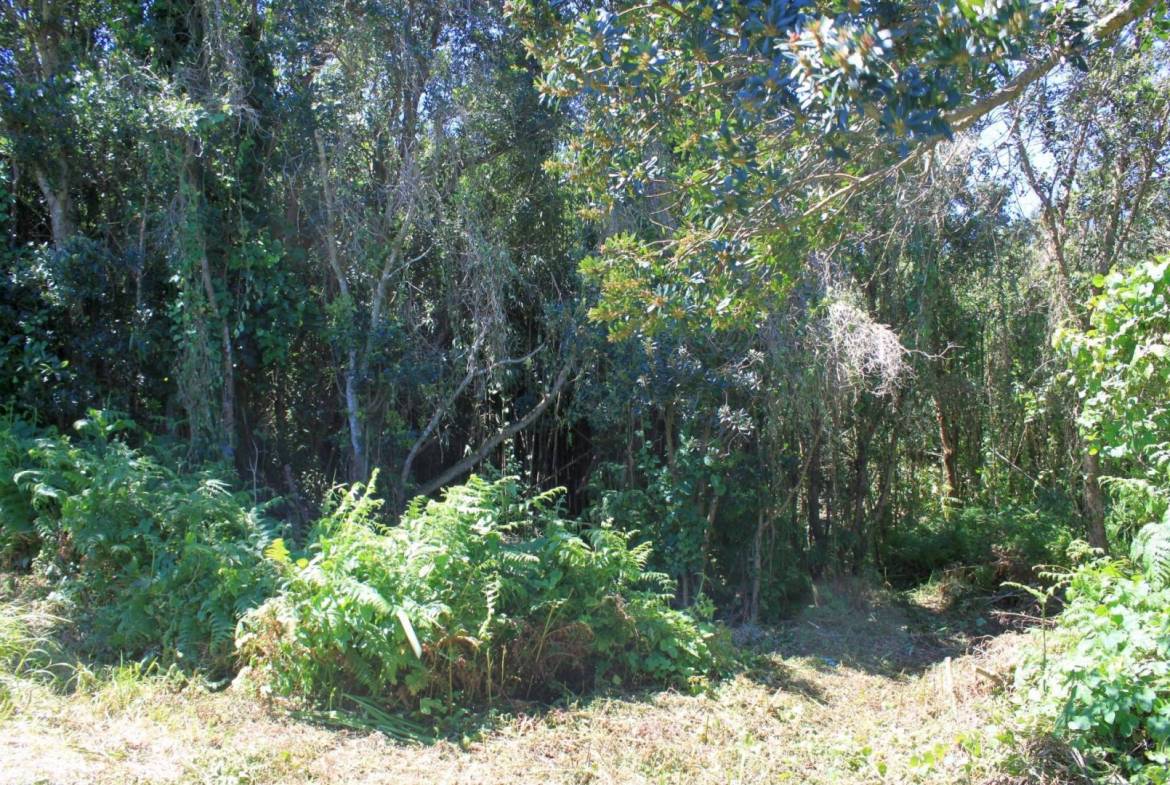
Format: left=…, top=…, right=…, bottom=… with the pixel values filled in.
left=413, top=348, right=577, bottom=499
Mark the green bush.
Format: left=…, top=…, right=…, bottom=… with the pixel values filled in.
left=1059, top=257, right=1170, bottom=493
left=880, top=504, right=1072, bottom=587
left=0, top=415, right=39, bottom=566
left=237, top=474, right=725, bottom=715
left=1009, top=259, right=1170, bottom=783
left=0, top=412, right=276, bottom=670
left=1013, top=547, right=1170, bottom=782
left=588, top=437, right=809, bottom=619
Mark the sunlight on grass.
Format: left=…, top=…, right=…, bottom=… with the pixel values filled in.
left=1, top=577, right=1071, bottom=785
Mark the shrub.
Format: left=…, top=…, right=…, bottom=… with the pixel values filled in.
left=587, top=438, right=809, bottom=619
left=1013, top=546, right=1170, bottom=782
left=1009, top=259, right=1170, bottom=783
left=0, top=412, right=276, bottom=670
left=1059, top=257, right=1170, bottom=493
left=880, top=504, right=1073, bottom=587
left=0, top=415, right=39, bottom=567
left=237, top=474, right=725, bottom=715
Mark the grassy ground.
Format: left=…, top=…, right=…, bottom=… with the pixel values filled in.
left=1, top=576, right=1062, bottom=785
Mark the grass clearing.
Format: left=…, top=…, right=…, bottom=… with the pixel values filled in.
left=1, top=575, right=1069, bottom=785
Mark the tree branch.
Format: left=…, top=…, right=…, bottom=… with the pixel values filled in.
left=413, top=350, right=576, bottom=499
left=802, top=0, right=1156, bottom=220
left=945, top=0, right=1157, bottom=135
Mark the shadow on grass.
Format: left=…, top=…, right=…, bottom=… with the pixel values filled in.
left=734, top=576, right=1028, bottom=680
left=0, top=570, right=1028, bottom=747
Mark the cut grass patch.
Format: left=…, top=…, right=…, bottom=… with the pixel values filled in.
left=0, top=575, right=1067, bottom=784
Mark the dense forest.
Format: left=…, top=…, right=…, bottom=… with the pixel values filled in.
left=1, top=1, right=1169, bottom=783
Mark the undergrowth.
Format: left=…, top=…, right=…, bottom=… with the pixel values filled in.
left=2, top=413, right=731, bottom=734
left=1010, top=526, right=1170, bottom=784
left=237, top=474, right=727, bottom=728
left=881, top=504, right=1073, bottom=589
left=0, top=411, right=276, bottom=670
left=1007, top=258, right=1170, bottom=783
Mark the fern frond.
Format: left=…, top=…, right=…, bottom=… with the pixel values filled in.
left=1131, top=516, right=1170, bottom=588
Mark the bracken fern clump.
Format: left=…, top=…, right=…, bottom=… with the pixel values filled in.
left=236, top=474, right=725, bottom=717
left=0, top=412, right=276, bottom=671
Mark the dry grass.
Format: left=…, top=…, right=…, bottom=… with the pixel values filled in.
left=1, top=576, right=1052, bottom=785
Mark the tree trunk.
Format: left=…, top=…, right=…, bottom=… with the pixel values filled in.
left=33, top=166, right=74, bottom=249
left=849, top=420, right=874, bottom=573
left=933, top=394, right=959, bottom=502
left=315, top=133, right=366, bottom=482
left=180, top=144, right=236, bottom=460
left=698, top=489, right=720, bottom=598
left=872, top=432, right=897, bottom=569
left=664, top=402, right=677, bottom=476
left=750, top=507, right=769, bottom=624
left=343, top=351, right=365, bottom=482
left=197, top=244, right=237, bottom=461
left=806, top=428, right=825, bottom=578
left=625, top=406, right=636, bottom=487
left=1082, top=449, right=1109, bottom=552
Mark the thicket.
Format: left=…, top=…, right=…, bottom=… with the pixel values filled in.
left=0, top=413, right=724, bottom=719
left=1009, top=258, right=1170, bottom=783
left=0, top=2, right=1167, bottom=764
left=879, top=505, right=1072, bottom=588
left=237, top=475, right=725, bottom=719
left=0, top=412, right=276, bottom=670
left=1, top=1, right=1164, bottom=623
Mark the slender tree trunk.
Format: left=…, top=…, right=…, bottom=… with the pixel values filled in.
left=806, top=426, right=825, bottom=578
left=197, top=242, right=237, bottom=460
left=849, top=421, right=874, bottom=573
left=343, top=350, right=365, bottom=481
left=1082, top=449, right=1109, bottom=552
left=315, top=133, right=366, bottom=481
left=27, top=5, right=75, bottom=250
left=872, top=432, right=897, bottom=569
left=625, top=406, right=636, bottom=487
left=698, top=490, right=720, bottom=597
left=750, top=507, right=769, bottom=623
left=664, top=402, right=677, bottom=476
left=180, top=144, right=236, bottom=459
left=933, top=394, right=959, bottom=502
left=134, top=210, right=146, bottom=315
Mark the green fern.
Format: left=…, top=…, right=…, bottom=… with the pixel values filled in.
left=1131, top=513, right=1170, bottom=588
left=0, top=422, right=38, bottom=565
left=0, top=413, right=276, bottom=671
left=238, top=474, right=725, bottom=719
